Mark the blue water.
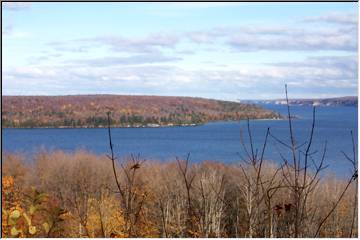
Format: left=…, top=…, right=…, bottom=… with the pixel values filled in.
left=2, top=104, right=357, bottom=177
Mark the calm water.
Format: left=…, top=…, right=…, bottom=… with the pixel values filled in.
left=2, top=104, right=357, bottom=177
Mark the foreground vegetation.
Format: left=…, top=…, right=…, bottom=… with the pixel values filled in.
left=2, top=95, right=281, bottom=128
left=2, top=149, right=357, bottom=238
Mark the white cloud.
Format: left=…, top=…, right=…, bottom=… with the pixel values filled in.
left=200, top=24, right=357, bottom=52
left=66, top=54, right=182, bottom=67
left=304, top=12, right=357, bottom=25
left=7, top=67, right=57, bottom=79
left=2, top=2, right=31, bottom=11
left=3, top=30, right=31, bottom=39
left=2, top=24, right=12, bottom=35
left=75, top=32, right=180, bottom=53
left=42, top=11, right=357, bottom=58
left=3, top=9, right=357, bottom=98
left=3, top=53, right=357, bottom=99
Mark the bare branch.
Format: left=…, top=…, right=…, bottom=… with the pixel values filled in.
left=107, top=112, right=124, bottom=199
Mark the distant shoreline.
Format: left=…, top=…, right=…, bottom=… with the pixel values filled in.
left=243, top=96, right=358, bottom=107
left=2, top=118, right=285, bottom=130
left=2, top=124, right=200, bottom=130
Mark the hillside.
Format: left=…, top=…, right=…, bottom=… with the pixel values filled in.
left=2, top=95, right=281, bottom=128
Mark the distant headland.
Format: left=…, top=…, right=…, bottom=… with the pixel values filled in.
left=240, top=96, right=358, bottom=107
left=2, top=95, right=282, bottom=128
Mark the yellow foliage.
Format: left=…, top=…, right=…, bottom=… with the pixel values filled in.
left=85, top=196, right=127, bottom=237
left=2, top=177, right=52, bottom=238
left=2, top=176, right=14, bottom=190
left=2, top=176, right=20, bottom=237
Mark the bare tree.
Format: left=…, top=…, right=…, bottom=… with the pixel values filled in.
left=266, top=85, right=328, bottom=237
left=266, top=85, right=358, bottom=238
left=238, top=119, right=283, bottom=237
left=106, top=112, right=147, bottom=237
left=342, top=130, right=358, bottom=238
left=313, top=130, right=358, bottom=237
left=195, top=162, right=227, bottom=237
left=176, top=153, right=197, bottom=237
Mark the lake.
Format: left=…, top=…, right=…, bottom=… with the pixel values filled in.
left=2, top=104, right=357, bottom=177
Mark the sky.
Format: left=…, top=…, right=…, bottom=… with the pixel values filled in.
left=2, top=2, right=358, bottom=100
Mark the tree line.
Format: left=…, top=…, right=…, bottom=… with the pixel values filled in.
left=1, top=149, right=357, bottom=238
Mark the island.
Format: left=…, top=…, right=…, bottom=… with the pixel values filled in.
left=2, top=95, right=282, bottom=128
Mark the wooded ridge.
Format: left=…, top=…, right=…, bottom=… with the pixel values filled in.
left=2, top=95, right=282, bottom=128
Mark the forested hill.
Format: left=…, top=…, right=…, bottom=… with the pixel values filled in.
left=2, top=95, right=282, bottom=128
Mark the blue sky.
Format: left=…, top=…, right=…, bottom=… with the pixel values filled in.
left=2, top=2, right=358, bottom=100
